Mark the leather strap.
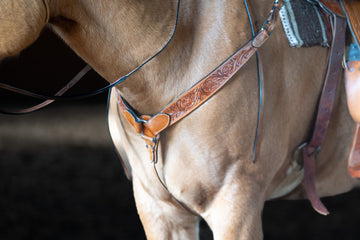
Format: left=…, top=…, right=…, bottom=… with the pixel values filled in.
left=317, top=0, right=345, bottom=17
left=42, top=0, right=50, bottom=24
left=0, top=65, right=91, bottom=115
left=161, top=39, right=258, bottom=125
left=244, top=0, right=265, bottom=162
left=302, top=15, right=346, bottom=215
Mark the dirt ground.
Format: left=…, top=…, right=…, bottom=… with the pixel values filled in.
left=0, top=101, right=359, bottom=240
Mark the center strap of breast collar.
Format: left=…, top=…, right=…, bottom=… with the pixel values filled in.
left=116, top=95, right=170, bottom=162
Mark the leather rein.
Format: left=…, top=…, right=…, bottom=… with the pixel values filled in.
left=42, top=0, right=50, bottom=24
left=0, top=0, right=180, bottom=114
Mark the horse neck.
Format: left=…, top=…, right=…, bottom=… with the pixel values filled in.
left=50, top=0, right=271, bottom=114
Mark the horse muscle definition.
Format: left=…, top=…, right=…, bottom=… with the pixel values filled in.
left=0, top=0, right=359, bottom=239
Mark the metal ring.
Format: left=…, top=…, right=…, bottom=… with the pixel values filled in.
left=293, top=142, right=308, bottom=166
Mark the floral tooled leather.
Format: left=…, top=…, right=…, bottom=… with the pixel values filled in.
left=162, top=41, right=256, bottom=124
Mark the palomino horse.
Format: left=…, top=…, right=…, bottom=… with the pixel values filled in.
left=1, top=0, right=359, bottom=239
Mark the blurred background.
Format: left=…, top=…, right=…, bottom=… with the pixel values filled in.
left=0, top=28, right=359, bottom=240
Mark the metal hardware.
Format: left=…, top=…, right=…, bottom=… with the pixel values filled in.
left=293, top=142, right=307, bottom=166
left=293, top=142, right=321, bottom=166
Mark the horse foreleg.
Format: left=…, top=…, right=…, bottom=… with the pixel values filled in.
left=203, top=180, right=264, bottom=240
left=132, top=176, right=200, bottom=240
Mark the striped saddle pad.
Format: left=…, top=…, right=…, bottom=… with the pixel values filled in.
left=280, top=0, right=332, bottom=48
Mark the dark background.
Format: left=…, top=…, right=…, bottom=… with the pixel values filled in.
left=0, top=29, right=360, bottom=240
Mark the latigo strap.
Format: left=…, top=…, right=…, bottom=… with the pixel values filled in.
left=301, top=15, right=346, bottom=216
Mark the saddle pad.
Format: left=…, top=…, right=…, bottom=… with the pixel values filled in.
left=280, top=0, right=331, bottom=47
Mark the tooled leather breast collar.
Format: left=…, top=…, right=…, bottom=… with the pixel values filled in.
left=115, top=0, right=283, bottom=165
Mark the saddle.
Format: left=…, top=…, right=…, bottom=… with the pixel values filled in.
left=318, top=0, right=360, bottom=178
